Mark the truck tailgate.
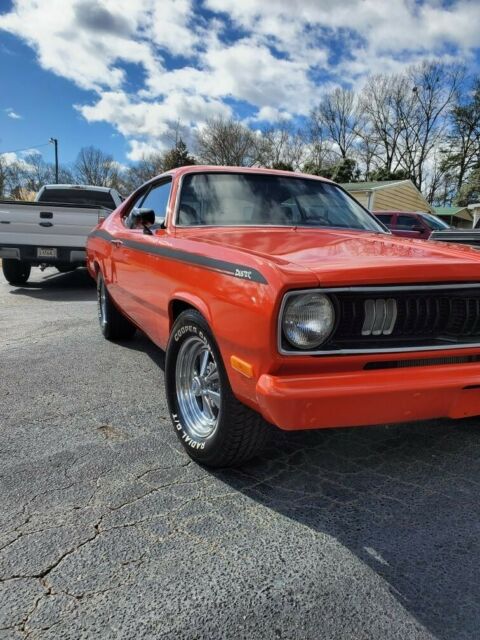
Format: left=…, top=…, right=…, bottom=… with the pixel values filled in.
left=0, top=202, right=103, bottom=248
left=430, top=230, right=480, bottom=249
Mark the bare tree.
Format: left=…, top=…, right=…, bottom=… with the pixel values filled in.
left=312, top=88, right=360, bottom=160
left=74, top=146, right=120, bottom=188
left=0, top=153, right=73, bottom=197
left=0, top=155, right=11, bottom=197
left=21, top=152, right=72, bottom=192
left=358, top=74, right=409, bottom=174
left=195, top=117, right=259, bottom=166
left=354, top=135, right=383, bottom=180
left=257, top=121, right=307, bottom=170
left=399, top=62, right=464, bottom=190
left=441, top=76, right=480, bottom=196
left=120, top=152, right=164, bottom=193
left=303, top=115, right=337, bottom=174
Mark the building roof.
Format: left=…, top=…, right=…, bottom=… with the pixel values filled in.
left=434, top=206, right=472, bottom=222
left=434, top=206, right=466, bottom=216
left=340, top=180, right=407, bottom=192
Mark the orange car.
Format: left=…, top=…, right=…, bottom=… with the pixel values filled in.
left=87, top=166, right=480, bottom=466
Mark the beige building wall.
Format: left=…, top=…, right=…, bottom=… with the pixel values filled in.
left=372, top=183, right=431, bottom=212
left=348, top=191, right=370, bottom=208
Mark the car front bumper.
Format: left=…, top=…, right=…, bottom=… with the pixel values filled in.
left=255, top=362, right=480, bottom=430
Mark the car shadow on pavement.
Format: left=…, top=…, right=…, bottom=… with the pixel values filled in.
left=7, top=268, right=97, bottom=302
left=102, top=329, right=480, bottom=639
left=215, top=419, right=480, bottom=640
left=120, top=330, right=166, bottom=370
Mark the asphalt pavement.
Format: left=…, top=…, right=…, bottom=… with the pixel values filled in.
left=1, top=266, right=480, bottom=639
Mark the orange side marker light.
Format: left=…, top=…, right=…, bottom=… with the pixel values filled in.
left=230, top=356, right=254, bottom=379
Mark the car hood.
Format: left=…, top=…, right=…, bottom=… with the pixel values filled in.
left=185, top=227, right=480, bottom=286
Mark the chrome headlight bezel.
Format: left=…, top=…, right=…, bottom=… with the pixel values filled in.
left=278, top=290, right=336, bottom=354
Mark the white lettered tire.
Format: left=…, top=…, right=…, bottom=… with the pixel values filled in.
left=165, top=309, right=269, bottom=467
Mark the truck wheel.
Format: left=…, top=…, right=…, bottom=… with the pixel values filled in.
left=2, top=259, right=31, bottom=285
left=165, top=309, right=269, bottom=467
left=97, top=273, right=136, bottom=341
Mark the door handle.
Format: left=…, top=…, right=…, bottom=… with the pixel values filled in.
left=110, top=239, right=123, bottom=247
left=39, top=221, right=53, bottom=227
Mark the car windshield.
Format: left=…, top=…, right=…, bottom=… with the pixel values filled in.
left=420, top=213, right=450, bottom=230
left=37, top=188, right=116, bottom=209
left=178, top=173, right=384, bottom=232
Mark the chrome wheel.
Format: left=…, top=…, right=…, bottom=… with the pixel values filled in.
left=98, top=279, right=107, bottom=328
left=175, top=336, right=220, bottom=440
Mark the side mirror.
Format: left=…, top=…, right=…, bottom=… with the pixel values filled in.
left=126, top=208, right=155, bottom=234
left=412, top=225, right=424, bottom=233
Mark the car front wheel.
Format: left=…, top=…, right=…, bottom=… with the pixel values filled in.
left=165, top=309, right=269, bottom=467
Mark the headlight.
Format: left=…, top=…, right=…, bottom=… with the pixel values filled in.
left=282, top=292, right=335, bottom=350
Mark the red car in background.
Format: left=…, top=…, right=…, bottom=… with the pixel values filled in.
left=375, top=210, right=450, bottom=239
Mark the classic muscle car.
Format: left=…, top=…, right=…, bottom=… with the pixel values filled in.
left=87, top=166, right=480, bottom=467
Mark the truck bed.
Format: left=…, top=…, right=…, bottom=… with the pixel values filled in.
left=430, top=229, right=480, bottom=249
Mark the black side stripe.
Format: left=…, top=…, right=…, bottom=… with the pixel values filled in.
left=90, top=229, right=268, bottom=284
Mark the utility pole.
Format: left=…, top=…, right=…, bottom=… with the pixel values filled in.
left=49, top=137, right=58, bottom=183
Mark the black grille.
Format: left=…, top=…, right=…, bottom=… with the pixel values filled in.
left=364, top=355, right=480, bottom=370
left=328, top=285, right=480, bottom=351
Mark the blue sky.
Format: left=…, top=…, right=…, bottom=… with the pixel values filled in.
left=1, top=0, right=479, bottom=167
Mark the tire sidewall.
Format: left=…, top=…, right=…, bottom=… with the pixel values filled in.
left=96, top=273, right=108, bottom=338
left=165, top=311, right=229, bottom=463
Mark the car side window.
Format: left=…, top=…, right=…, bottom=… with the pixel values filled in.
left=397, top=215, right=418, bottom=230
left=139, top=180, right=172, bottom=226
left=376, top=214, right=393, bottom=225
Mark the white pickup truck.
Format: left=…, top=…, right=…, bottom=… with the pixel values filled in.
left=0, top=184, right=122, bottom=285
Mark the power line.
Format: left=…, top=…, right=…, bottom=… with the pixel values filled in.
left=0, top=141, right=52, bottom=155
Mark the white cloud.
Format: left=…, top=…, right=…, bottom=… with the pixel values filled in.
left=5, top=108, right=22, bottom=119
left=0, top=151, right=37, bottom=172
left=0, top=152, right=21, bottom=165
left=0, top=0, right=158, bottom=91
left=250, top=106, right=293, bottom=124
left=0, top=0, right=479, bottom=158
left=19, top=148, right=41, bottom=156
left=76, top=91, right=232, bottom=159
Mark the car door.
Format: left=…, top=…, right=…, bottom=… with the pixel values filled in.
left=111, top=178, right=173, bottom=342
left=106, top=189, right=146, bottom=303
left=394, top=214, right=427, bottom=239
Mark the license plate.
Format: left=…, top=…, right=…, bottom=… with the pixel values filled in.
left=37, top=247, right=57, bottom=258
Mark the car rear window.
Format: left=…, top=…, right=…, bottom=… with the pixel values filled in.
left=37, top=189, right=116, bottom=209
left=178, top=173, right=384, bottom=232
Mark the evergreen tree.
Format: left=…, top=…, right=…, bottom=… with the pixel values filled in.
left=162, top=139, right=195, bottom=171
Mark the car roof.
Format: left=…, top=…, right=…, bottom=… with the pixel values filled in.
left=373, top=210, right=424, bottom=215
left=150, top=165, right=335, bottom=185
left=41, top=184, right=113, bottom=192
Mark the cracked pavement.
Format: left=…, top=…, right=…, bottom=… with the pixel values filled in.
left=1, top=267, right=480, bottom=639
